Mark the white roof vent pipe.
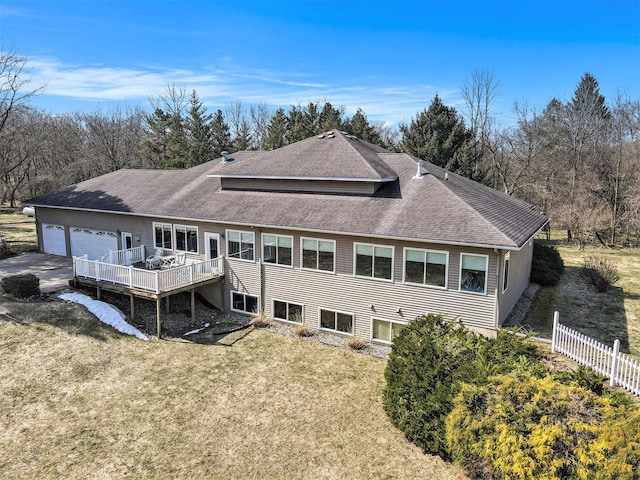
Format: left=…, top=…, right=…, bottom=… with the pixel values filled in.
left=221, top=151, right=229, bottom=163
left=413, top=162, right=424, bottom=179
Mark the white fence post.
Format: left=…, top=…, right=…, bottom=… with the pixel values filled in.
left=611, top=339, right=620, bottom=388
left=551, top=311, right=559, bottom=353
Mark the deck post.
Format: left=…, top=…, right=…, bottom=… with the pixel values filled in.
left=96, top=285, right=101, bottom=300
left=130, top=294, right=135, bottom=321
left=156, top=297, right=162, bottom=339
left=191, top=289, right=196, bottom=322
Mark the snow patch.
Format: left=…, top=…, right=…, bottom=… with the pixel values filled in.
left=59, top=292, right=148, bottom=341
left=183, top=323, right=210, bottom=336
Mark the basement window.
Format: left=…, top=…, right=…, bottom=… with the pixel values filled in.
left=231, top=291, right=258, bottom=314
left=319, top=308, right=353, bottom=335
left=273, top=300, right=303, bottom=323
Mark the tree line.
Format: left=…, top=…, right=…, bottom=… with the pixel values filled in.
left=1, top=48, right=638, bottom=247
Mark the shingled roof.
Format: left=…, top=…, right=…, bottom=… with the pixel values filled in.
left=25, top=131, right=548, bottom=249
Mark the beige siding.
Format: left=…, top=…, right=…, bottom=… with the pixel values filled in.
left=36, top=207, right=506, bottom=337
left=498, top=240, right=534, bottom=325
left=260, top=229, right=499, bottom=337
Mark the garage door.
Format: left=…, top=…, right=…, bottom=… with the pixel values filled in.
left=70, top=227, right=118, bottom=261
left=42, top=223, right=66, bottom=256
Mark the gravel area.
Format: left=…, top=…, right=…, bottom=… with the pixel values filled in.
left=502, top=282, right=540, bottom=330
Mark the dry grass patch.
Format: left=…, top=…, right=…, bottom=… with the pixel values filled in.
left=0, top=213, right=37, bottom=254
left=525, top=245, right=640, bottom=356
left=0, top=294, right=465, bottom=479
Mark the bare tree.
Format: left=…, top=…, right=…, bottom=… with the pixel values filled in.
left=0, top=48, right=45, bottom=205
left=0, top=47, right=45, bottom=135
left=81, top=105, right=145, bottom=174
left=250, top=102, right=271, bottom=150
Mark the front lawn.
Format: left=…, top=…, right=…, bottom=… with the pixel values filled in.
left=0, top=295, right=464, bottom=479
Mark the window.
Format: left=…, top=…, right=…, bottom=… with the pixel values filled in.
left=404, top=248, right=448, bottom=288
left=372, top=318, right=405, bottom=344
left=154, top=222, right=172, bottom=249
left=503, top=251, right=510, bottom=292
left=460, top=253, right=488, bottom=294
left=273, top=300, right=303, bottom=323
left=319, top=308, right=353, bottom=334
left=231, top=292, right=258, bottom=314
left=355, top=243, right=393, bottom=280
left=174, top=225, right=198, bottom=252
left=228, top=230, right=255, bottom=261
left=301, top=238, right=335, bottom=272
left=263, top=234, right=293, bottom=267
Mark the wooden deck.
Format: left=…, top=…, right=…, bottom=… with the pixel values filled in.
left=72, top=255, right=225, bottom=338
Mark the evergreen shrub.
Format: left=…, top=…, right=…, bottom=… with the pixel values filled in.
left=447, top=372, right=607, bottom=479
left=1, top=274, right=40, bottom=298
left=530, top=240, right=565, bottom=286
left=383, top=314, right=481, bottom=457
left=382, top=316, right=544, bottom=457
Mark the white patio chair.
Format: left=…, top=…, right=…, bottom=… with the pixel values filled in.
left=145, top=248, right=164, bottom=269
left=161, top=252, right=186, bottom=269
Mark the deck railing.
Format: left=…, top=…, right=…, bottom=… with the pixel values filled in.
left=73, top=255, right=224, bottom=294
left=552, top=311, right=640, bottom=396
left=104, top=245, right=146, bottom=266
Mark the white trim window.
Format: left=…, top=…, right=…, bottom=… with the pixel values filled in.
left=227, top=230, right=255, bottom=261
left=404, top=248, right=448, bottom=288
left=231, top=291, right=259, bottom=314
left=460, top=253, right=489, bottom=294
left=273, top=299, right=303, bottom=323
left=174, top=224, right=198, bottom=252
left=153, top=222, right=173, bottom=250
left=301, top=238, right=335, bottom=272
left=503, top=251, right=511, bottom=293
left=354, top=243, right=394, bottom=281
left=319, top=308, right=353, bottom=335
left=371, top=318, right=406, bottom=344
left=263, top=234, right=293, bottom=267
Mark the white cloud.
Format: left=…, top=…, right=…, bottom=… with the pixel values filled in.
left=26, top=56, right=462, bottom=126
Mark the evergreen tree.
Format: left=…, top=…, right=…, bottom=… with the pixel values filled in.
left=185, top=90, right=214, bottom=167
left=318, top=102, right=344, bottom=132
left=163, top=112, right=188, bottom=169
left=400, top=95, right=481, bottom=180
left=344, top=108, right=381, bottom=144
left=211, top=109, right=231, bottom=157
left=262, top=108, right=287, bottom=150
left=232, top=117, right=253, bottom=151
left=141, top=108, right=170, bottom=168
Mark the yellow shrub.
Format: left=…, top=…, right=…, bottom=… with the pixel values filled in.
left=445, top=372, right=636, bottom=480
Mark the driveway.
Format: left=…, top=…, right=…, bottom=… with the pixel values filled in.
left=0, top=252, right=74, bottom=293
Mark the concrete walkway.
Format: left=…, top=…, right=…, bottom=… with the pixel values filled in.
left=0, top=252, right=74, bottom=293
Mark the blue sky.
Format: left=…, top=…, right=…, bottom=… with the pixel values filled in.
left=1, top=0, right=639, bottom=127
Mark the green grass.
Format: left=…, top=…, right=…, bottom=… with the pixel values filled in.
left=0, top=295, right=466, bottom=480
left=525, top=243, right=640, bottom=356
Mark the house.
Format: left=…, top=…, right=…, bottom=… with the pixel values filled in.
left=25, top=131, right=548, bottom=340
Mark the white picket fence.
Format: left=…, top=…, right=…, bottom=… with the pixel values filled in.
left=552, top=311, right=640, bottom=396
